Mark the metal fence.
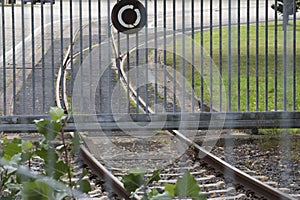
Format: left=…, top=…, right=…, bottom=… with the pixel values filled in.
left=0, top=0, right=300, bottom=132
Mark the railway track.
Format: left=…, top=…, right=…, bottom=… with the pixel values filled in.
left=56, top=24, right=297, bottom=199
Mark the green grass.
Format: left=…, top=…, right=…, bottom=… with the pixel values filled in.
left=166, top=21, right=300, bottom=111
left=258, top=128, right=300, bottom=135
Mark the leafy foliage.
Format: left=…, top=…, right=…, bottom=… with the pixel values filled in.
left=174, top=171, right=206, bottom=200
left=35, top=119, right=62, bottom=141
left=0, top=107, right=90, bottom=199
left=122, top=171, right=146, bottom=193
left=22, top=180, right=58, bottom=200
left=49, top=106, right=65, bottom=121
left=121, top=168, right=206, bottom=200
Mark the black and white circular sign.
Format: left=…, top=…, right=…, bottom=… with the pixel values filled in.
left=111, top=0, right=147, bottom=34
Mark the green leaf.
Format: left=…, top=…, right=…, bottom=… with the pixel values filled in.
left=36, top=147, right=58, bottom=163
left=35, top=148, right=66, bottom=179
left=1, top=137, right=8, bottom=147
left=55, top=160, right=69, bottom=179
left=174, top=171, right=201, bottom=198
left=122, top=173, right=145, bottom=194
left=3, top=142, right=22, bottom=161
left=12, top=138, right=22, bottom=144
left=22, top=180, right=54, bottom=200
left=147, top=169, right=161, bottom=185
left=11, top=154, right=22, bottom=164
left=164, top=183, right=176, bottom=197
left=49, top=107, right=65, bottom=121
left=34, top=119, right=47, bottom=133
left=78, top=179, right=92, bottom=193
left=21, top=152, right=33, bottom=163
left=35, top=119, right=62, bottom=141
left=21, top=141, right=33, bottom=151
left=45, top=160, right=68, bottom=180
left=16, top=171, right=34, bottom=183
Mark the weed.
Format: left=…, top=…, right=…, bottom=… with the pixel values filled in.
left=0, top=107, right=91, bottom=199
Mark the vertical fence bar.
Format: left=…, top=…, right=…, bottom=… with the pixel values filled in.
left=11, top=1, right=16, bottom=115
left=31, top=2, right=36, bottom=114
left=1, top=1, right=6, bottom=115
left=144, top=0, right=149, bottom=113
left=255, top=0, right=259, bottom=111
left=293, top=0, right=296, bottom=111
left=237, top=0, right=241, bottom=112
left=274, top=0, right=278, bottom=111
left=200, top=0, right=204, bottom=112
left=154, top=0, right=158, bottom=112
left=50, top=0, right=55, bottom=107
left=246, top=0, right=250, bottom=111
left=181, top=0, right=186, bottom=112
left=283, top=0, right=287, bottom=111
left=41, top=2, right=45, bottom=113
left=172, top=0, right=176, bottom=113
left=89, top=0, right=93, bottom=112
left=118, top=2, right=122, bottom=113
left=228, top=0, right=232, bottom=112
left=117, top=0, right=121, bottom=113
left=265, top=0, right=269, bottom=111
left=98, top=0, right=102, bottom=113
left=163, top=0, right=167, bottom=112
left=69, top=0, right=74, bottom=100
left=107, top=0, right=112, bottom=113
left=191, top=0, right=195, bottom=113
left=136, top=33, right=139, bottom=113
left=209, top=0, right=213, bottom=112
left=60, top=0, right=65, bottom=109
left=126, top=35, right=130, bottom=113
left=79, top=0, right=83, bottom=112
left=117, top=31, right=121, bottom=113
left=219, top=0, right=222, bottom=112
left=280, top=0, right=292, bottom=184
left=21, top=0, right=26, bottom=114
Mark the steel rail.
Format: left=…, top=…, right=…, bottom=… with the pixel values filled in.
left=170, top=130, right=296, bottom=200
left=55, top=22, right=90, bottom=110
left=80, top=145, right=138, bottom=200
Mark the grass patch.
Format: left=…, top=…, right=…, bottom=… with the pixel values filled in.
left=258, top=128, right=300, bottom=135
left=166, top=21, right=300, bottom=111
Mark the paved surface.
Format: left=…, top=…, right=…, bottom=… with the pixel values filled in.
left=0, top=4, right=59, bottom=115
left=0, top=1, right=113, bottom=115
